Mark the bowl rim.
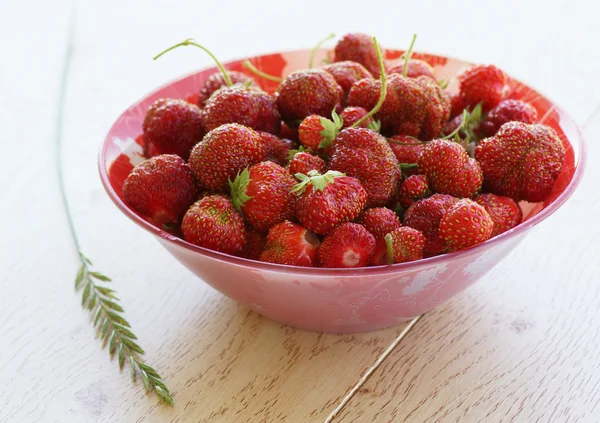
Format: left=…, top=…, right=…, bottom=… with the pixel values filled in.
left=98, top=48, right=587, bottom=276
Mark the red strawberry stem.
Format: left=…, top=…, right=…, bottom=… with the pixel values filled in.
left=402, top=34, right=417, bottom=78
left=153, top=38, right=233, bottom=86
left=352, top=37, right=386, bottom=128
left=308, top=33, right=335, bottom=68
left=243, top=60, right=284, bottom=82
left=291, top=170, right=344, bottom=195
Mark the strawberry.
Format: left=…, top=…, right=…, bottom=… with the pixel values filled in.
left=449, top=92, right=465, bottom=118
left=259, top=221, right=320, bottom=266
left=318, top=222, right=375, bottom=268
left=229, top=162, right=297, bottom=232
left=189, top=123, right=265, bottom=192
left=185, top=93, right=200, bottom=106
left=142, top=98, right=205, bottom=160
left=398, top=174, right=430, bottom=208
left=298, top=111, right=343, bottom=153
left=123, top=154, right=197, bottom=228
left=475, top=122, right=565, bottom=202
left=181, top=195, right=246, bottom=254
left=348, top=73, right=450, bottom=139
left=328, top=127, right=401, bottom=207
left=387, top=135, right=425, bottom=175
left=202, top=85, right=281, bottom=134
left=275, top=69, right=343, bottom=125
left=198, top=71, right=257, bottom=107
left=293, top=170, right=367, bottom=235
left=384, top=227, right=425, bottom=264
left=479, top=99, right=538, bottom=137
left=334, top=33, right=382, bottom=77
left=417, top=140, right=483, bottom=198
left=340, top=106, right=378, bottom=129
left=458, top=64, right=507, bottom=112
left=288, top=151, right=326, bottom=175
left=322, top=61, right=373, bottom=105
left=439, top=198, right=494, bottom=251
left=155, top=39, right=280, bottom=134
left=403, top=193, right=459, bottom=256
left=369, top=239, right=389, bottom=266
left=474, top=193, right=522, bottom=237
left=259, top=132, right=292, bottom=166
left=239, top=227, right=267, bottom=260
left=279, top=122, right=299, bottom=141
left=387, top=59, right=435, bottom=80
left=358, top=207, right=402, bottom=238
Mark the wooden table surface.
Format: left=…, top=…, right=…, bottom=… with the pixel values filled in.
left=2, top=1, right=600, bottom=422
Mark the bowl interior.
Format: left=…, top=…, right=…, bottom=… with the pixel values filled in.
left=99, top=48, right=584, bottom=272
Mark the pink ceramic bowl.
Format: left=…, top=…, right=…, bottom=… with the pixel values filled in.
left=99, top=48, right=585, bottom=333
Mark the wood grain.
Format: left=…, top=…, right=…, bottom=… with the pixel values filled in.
left=335, top=116, right=600, bottom=423
left=1, top=0, right=600, bottom=422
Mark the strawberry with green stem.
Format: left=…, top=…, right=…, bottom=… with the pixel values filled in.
left=229, top=162, right=297, bottom=232
left=155, top=39, right=281, bottom=134
left=293, top=170, right=367, bottom=235
left=329, top=37, right=401, bottom=207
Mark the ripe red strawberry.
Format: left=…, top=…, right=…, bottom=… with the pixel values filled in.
left=198, top=71, right=257, bottom=107
left=474, top=193, right=522, bottom=237
left=387, top=59, right=435, bottom=80
left=384, top=227, right=425, bottom=264
left=322, top=61, right=373, bottom=105
left=229, top=162, right=297, bottom=232
left=259, top=132, right=291, bottom=166
left=387, top=135, right=425, bottom=175
left=275, top=69, right=343, bottom=125
left=202, top=85, right=280, bottom=134
left=123, top=154, right=197, bottom=228
left=417, top=140, right=483, bottom=198
left=298, top=112, right=342, bottom=153
left=369, top=238, right=389, bottom=266
left=279, top=122, right=299, bottom=141
left=181, top=195, right=245, bottom=254
left=239, top=227, right=267, bottom=260
left=154, top=39, right=280, bottom=134
left=142, top=98, right=205, bottom=160
left=328, top=127, right=401, bottom=207
left=259, top=221, right=320, bottom=266
left=398, top=174, right=430, bottom=208
left=185, top=93, right=200, bottom=106
left=288, top=151, right=326, bottom=175
left=475, top=122, right=565, bottom=202
left=340, top=106, right=377, bottom=129
left=458, top=64, right=507, bottom=112
left=479, top=99, right=538, bottom=137
left=189, top=123, right=265, bottom=192
left=439, top=198, right=494, bottom=251
left=318, top=223, right=375, bottom=268
left=294, top=170, right=367, bottom=235
left=358, top=207, right=402, bottom=238
left=334, top=33, right=382, bottom=77
left=348, top=73, right=450, bottom=139
left=403, top=194, right=459, bottom=256
left=449, top=92, right=465, bottom=118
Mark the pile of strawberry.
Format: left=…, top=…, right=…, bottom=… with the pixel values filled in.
left=122, top=34, right=565, bottom=268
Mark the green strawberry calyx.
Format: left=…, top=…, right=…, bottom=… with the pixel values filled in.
left=228, top=168, right=254, bottom=215
left=291, top=170, right=345, bottom=195
left=318, top=110, right=344, bottom=149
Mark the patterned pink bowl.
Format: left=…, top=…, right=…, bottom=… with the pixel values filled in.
left=99, top=48, right=585, bottom=333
